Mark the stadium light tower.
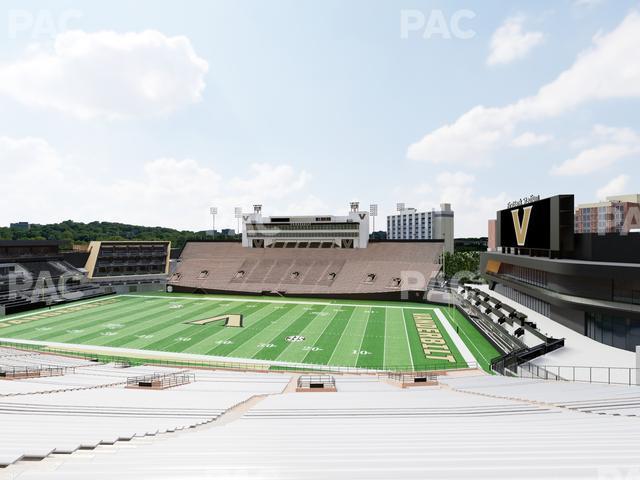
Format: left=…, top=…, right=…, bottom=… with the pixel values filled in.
left=369, top=204, right=378, bottom=232
left=234, top=207, right=242, bottom=235
left=209, top=207, right=218, bottom=239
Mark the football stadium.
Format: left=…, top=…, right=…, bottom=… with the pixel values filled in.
left=2, top=197, right=640, bottom=478
left=2, top=3, right=640, bottom=476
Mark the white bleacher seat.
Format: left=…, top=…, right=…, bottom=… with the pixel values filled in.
left=3, top=349, right=640, bottom=479
left=6, top=385, right=640, bottom=479
left=0, top=368, right=291, bottom=468
left=441, top=374, right=640, bottom=416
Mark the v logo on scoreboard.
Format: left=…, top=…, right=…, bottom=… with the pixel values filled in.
left=511, top=206, right=533, bottom=247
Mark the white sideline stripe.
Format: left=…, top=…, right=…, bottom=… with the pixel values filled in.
left=401, top=308, right=415, bottom=370
left=0, top=295, right=123, bottom=321
left=434, top=308, right=476, bottom=366
left=122, top=294, right=436, bottom=311
left=0, top=337, right=386, bottom=373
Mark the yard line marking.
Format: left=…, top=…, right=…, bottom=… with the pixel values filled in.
left=1, top=295, right=127, bottom=321
left=354, top=307, right=371, bottom=368
left=441, top=307, right=492, bottom=368
left=401, top=308, right=415, bottom=371
left=326, top=307, right=358, bottom=366
left=296, top=305, right=339, bottom=364
left=122, top=294, right=435, bottom=311
left=382, top=307, right=387, bottom=369
left=434, top=308, right=476, bottom=365
left=228, top=304, right=306, bottom=358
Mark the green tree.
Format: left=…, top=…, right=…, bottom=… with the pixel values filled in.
left=443, top=251, right=480, bottom=280
left=1, top=220, right=241, bottom=250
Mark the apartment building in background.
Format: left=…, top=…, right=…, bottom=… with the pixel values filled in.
left=386, top=203, right=454, bottom=253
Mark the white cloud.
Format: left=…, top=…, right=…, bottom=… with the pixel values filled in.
left=229, top=164, right=311, bottom=201
left=487, top=16, right=544, bottom=66
left=408, top=10, right=640, bottom=165
left=0, top=137, right=312, bottom=230
left=511, top=131, right=553, bottom=147
left=551, top=125, right=640, bottom=175
left=399, top=172, right=507, bottom=237
left=282, top=195, right=331, bottom=216
left=0, top=136, right=67, bottom=220
left=573, top=0, right=605, bottom=8
left=551, top=144, right=637, bottom=176
left=596, top=174, right=629, bottom=200
left=0, top=30, right=208, bottom=119
left=407, top=105, right=518, bottom=166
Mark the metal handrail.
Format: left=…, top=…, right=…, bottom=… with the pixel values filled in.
left=0, top=364, right=70, bottom=377
left=518, top=362, right=639, bottom=386
left=126, top=371, right=195, bottom=388
left=297, top=374, right=336, bottom=388
left=386, top=371, right=437, bottom=383
left=0, top=340, right=477, bottom=375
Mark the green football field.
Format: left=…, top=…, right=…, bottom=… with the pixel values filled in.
left=0, top=293, right=499, bottom=371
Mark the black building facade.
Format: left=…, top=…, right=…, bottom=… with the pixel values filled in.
left=482, top=195, right=640, bottom=352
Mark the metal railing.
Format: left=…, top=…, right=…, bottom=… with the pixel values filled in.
left=491, top=338, right=565, bottom=376
left=517, top=362, right=639, bottom=386
left=386, top=371, right=437, bottom=384
left=0, top=364, right=70, bottom=378
left=297, top=375, right=336, bottom=389
left=0, top=340, right=477, bottom=376
left=126, top=372, right=195, bottom=389
left=454, top=293, right=526, bottom=354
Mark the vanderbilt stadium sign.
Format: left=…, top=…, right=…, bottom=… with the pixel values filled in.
left=497, top=194, right=575, bottom=252
left=507, top=195, right=540, bottom=209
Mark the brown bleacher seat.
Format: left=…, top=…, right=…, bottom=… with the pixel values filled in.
left=170, top=242, right=442, bottom=297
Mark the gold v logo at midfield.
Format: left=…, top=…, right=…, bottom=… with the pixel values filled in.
left=511, top=206, right=533, bottom=246
left=186, top=314, right=243, bottom=328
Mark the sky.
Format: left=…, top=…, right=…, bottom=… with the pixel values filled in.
left=0, top=0, right=639, bottom=237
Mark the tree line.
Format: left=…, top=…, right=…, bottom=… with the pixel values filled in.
left=0, top=220, right=239, bottom=250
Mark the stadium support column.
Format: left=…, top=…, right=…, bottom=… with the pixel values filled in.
left=370, top=204, right=378, bottom=233
left=637, top=346, right=640, bottom=386
left=433, top=204, right=454, bottom=254
left=235, top=207, right=242, bottom=237
left=210, top=207, right=217, bottom=239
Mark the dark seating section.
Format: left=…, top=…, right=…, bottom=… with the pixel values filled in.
left=0, top=259, right=104, bottom=314
left=457, top=286, right=565, bottom=366
left=92, top=242, right=169, bottom=278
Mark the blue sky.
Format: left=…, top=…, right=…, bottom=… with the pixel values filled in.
left=0, top=0, right=638, bottom=236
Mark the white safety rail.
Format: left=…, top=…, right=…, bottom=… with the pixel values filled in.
left=0, top=364, right=185, bottom=396
left=5, top=385, right=640, bottom=479
left=441, top=374, right=640, bottom=417
left=0, top=348, right=95, bottom=369
left=0, top=369, right=291, bottom=468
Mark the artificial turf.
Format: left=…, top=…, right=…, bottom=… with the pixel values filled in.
left=0, top=293, right=499, bottom=371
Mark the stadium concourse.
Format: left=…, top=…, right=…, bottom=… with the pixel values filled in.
left=2, top=347, right=640, bottom=479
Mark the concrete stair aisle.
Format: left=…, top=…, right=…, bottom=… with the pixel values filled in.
left=0, top=370, right=291, bottom=472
